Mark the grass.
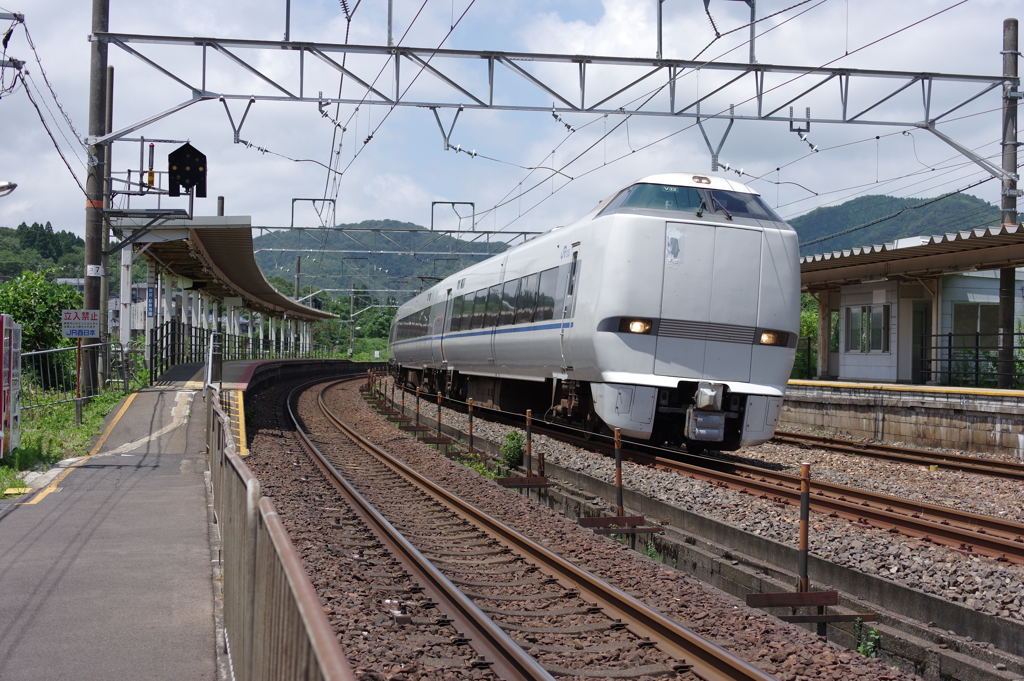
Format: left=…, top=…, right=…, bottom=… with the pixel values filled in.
left=1, top=390, right=127, bottom=495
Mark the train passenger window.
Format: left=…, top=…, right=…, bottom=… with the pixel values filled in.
left=499, top=279, right=519, bottom=326
left=450, top=296, right=463, bottom=332
left=484, top=285, right=502, bottom=327
left=417, top=309, right=428, bottom=338
left=460, top=293, right=474, bottom=330
left=470, top=289, right=488, bottom=329
left=516, top=274, right=539, bottom=323
left=535, top=267, right=559, bottom=322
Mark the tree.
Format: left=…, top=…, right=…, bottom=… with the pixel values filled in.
left=0, top=270, right=82, bottom=351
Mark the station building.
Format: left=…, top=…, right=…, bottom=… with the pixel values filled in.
left=801, top=225, right=1024, bottom=384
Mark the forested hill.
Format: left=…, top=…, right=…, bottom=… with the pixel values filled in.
left=790, top=193, right=1000, bottom=256
left=0, top=221, right=84, bottom=278
left=253, top=219, right=509, bottom=289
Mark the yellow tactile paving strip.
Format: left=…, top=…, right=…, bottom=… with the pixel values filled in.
left=219, top=389, right=248, bottom=458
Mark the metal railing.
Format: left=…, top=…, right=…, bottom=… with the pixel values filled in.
left=791, top=336, right=815, bottom=380
left=205, top=370, right=355, bottom=680
left=917, top=331, right=1024, bottom=388
left=20, top=341, right=138, bottom=410
left=150, top=320, right=332, bottom=381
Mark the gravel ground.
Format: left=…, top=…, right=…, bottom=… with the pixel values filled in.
left=377, top=378, right=1024, bottom=627
left=319, top=380, right=921, bottom=681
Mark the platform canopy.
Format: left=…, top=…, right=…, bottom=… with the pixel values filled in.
left=800, top=222, right=1024, bottom=292
left=116, top=215, right=335, bottom=322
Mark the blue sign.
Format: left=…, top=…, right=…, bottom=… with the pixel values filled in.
left=147, top=287, right=154, bottom=318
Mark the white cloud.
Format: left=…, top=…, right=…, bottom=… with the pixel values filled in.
left=0, top=0, right=1019, bottom=251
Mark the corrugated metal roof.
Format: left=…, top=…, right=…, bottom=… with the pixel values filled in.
left=129, top=220, right=334, bottom=321
left=800, top=222, right=1024, bottom=289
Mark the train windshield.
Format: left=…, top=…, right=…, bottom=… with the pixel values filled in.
left=598, top=183, right=783, bottom=222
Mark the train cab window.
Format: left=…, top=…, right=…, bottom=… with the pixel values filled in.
left=598, top=183, right=704, bottom=217
left=450, top=296, right=464, bottom=332
left=516, top=274, right=539, bottom=323
left=484, top=285, right=502, bottom=327
left=706, top=190, right=783, bottom=221
left=470, top=289, right=488, bottom=329
left=535, top=267, right=559, bottom=322
left=499, top=279, right=519, bottom=326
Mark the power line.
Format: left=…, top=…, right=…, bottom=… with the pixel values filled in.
left=18, top=72, right=87, bottom=197
left=798, top=174, right=1002, bottom=249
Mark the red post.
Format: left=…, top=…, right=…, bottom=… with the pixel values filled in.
left=525, top=409, right=533, bottom=477
left=415, top=387, right=420, bottom=424
left=614, top=428, right=623, bottom=517
left=436, top=390, right=442, bottom=437
left=799, top=462, right=811, bottom=592
left=467, top=398, right=474, bottom=452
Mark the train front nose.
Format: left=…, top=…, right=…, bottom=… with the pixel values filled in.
left=655, top=221, right=762, bottom=381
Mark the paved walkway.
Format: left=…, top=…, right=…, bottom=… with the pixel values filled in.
left=0, top=374, right=218, bottom=680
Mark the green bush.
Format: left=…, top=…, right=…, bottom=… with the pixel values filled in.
left=499, top=431, right=525, bottom=472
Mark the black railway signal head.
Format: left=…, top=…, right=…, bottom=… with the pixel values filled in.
left=168, top=142, right=207, bottom=198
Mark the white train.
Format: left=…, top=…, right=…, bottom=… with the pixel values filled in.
left=388, top=173, right=800, bottom=451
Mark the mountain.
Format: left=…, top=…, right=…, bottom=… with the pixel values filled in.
left=790, top=193, right=1001, bottom=256
left=253, top=219, right=510, bottom=296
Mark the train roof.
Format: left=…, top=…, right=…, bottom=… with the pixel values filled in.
left=633, top=173, right=759, bottom=194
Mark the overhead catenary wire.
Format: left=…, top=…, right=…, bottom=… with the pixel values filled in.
left=474, top=0, right=972, bottom=233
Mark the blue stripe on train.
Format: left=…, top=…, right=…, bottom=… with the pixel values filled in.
left=390, top=321, right=574, bottom=347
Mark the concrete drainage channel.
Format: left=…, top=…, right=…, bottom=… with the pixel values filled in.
left=377, top=393, right=1024, bottom=681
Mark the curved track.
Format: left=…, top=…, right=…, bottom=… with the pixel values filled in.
left=371, top=375, right=1024, bottom=566
left=294, top=378, right=778, bottom=681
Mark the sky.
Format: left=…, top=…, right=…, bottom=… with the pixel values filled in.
left=0, top=0, right=1019, bottom=258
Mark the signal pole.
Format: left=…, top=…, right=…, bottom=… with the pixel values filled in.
left=84, top=0, right=109, bottom=392
left=998, top=18, right=1018, bottom=389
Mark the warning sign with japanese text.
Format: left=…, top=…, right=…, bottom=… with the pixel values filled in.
left=62, top=310, right=101, bottom=338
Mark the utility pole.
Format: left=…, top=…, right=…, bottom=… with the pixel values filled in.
left=99, top=65, right=113, bottom=388
left=998, top=18, right=1018, bottom=389
left=294, top=255, right=301, bottom=299
left=349, top=289, right=355, bottom=357
left=84, top=0, right=109, bottom=393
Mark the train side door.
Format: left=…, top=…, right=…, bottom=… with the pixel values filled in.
left=559, top=244, right=580, bottom=371
left=438, top=289, right=453, bottom=365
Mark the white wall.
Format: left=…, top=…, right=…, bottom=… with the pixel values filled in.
left=838, top=282, right=898, bottom=381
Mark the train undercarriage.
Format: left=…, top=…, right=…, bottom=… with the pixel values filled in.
left=389, top=363, right=749, bottom=453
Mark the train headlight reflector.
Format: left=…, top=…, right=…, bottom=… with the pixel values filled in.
left=759, top=331, right=790, bottom=347
left=620, top=318, right=653, bottom=334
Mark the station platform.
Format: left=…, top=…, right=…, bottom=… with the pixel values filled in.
left=0, top=358, right=371, bottom=680
left=782, top=379, right=1024, bottom=457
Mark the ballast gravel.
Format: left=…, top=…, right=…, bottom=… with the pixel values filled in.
left=322, top=380, right=920, bottom=681
left=379, top=379, right=1024, bottom=627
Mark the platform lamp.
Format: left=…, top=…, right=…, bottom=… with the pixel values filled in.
left=0, top=181, right=16, bottom=197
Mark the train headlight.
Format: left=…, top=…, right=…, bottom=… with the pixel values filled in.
left=759, top=330, right=790, bottom=347
left=619, top=318, right=653, bottom=334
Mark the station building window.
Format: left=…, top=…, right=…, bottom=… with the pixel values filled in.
left=952, top=302, right=999, bottom=349
left=845, top=304, right=890, bottom=353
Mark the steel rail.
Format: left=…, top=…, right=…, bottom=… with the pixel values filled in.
left=626, top=452, right=1024, bottom=565
left=286, top=379, right=555, bottom=681
left=377, top=380, right=1024, bottom=565
left=333, top=382, right=779, bottom=681
left=773, top=430, right=1024, bottom=481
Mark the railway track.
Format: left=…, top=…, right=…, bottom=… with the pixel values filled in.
left=772, top=430, right=1024, bottom=481
left=370, top=375, right=1024, bottom=567
left=294, top=378, right=779, bottom=681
